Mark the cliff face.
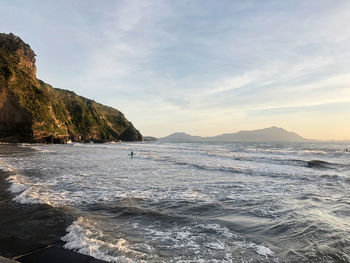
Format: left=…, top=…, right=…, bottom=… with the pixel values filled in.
left=0, top=33, right=142, bottom=143
left=0, top=89, right=33, bottom=142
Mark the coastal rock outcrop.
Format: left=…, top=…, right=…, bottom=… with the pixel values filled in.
left=0, top=33, right=142, bottom=143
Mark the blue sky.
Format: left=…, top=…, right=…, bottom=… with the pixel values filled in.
left=1, top=0, right=350, bottom=139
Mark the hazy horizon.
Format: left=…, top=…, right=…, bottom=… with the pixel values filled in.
left=1, top=0, right=350, bottom=140
left=155, top=126, right=350, bottom=141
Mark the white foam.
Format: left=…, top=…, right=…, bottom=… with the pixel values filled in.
left=0, top=159, right=15, bottom=172
left=234, top=241, right=275, bottom=258
left=144, top=224, right=201, bottom=250
left=6, top=174, right=28, bottom=193
left=12, top=187, right=44, bottom=205
left=255, top=245, right=274, bottom=257
left=198, top=223, right=236, bottom=238
left=5, top=173, right=59, bottom=206
left=18, top=144, right=48, bottom=152
left=142, top=223, right=236, bottom=262
left=62, top=217, right=148, bottom=263
left=204, top=241, right=226, bottom=250
left=6, top=174, right=45, bottom=205
left=1, top=160, right=43, bottom=204
left=302, top=149, right=327, bottom=155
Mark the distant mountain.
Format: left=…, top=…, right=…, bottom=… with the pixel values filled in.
left=211, top=126, right=306, bottom=142
left=159, top=132, right=203, bottom=142
left=159, top=127, right=308, bottom=142
left=0, top=33, right=142, bottom=143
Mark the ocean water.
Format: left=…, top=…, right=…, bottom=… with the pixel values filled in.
left=0, top=141, right=349, bottom=262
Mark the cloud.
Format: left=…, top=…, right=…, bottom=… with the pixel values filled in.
left=1, top=0, right=350, bottom=138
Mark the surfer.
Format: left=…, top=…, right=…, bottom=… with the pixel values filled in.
left=129, top=150, right=134, bottom=157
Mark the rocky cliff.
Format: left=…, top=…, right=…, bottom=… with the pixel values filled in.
left=0, top=33, right=143, bottom=143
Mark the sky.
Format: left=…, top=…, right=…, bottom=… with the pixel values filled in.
left=1, top=0, right=350, bottom=140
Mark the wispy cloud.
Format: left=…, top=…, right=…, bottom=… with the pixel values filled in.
left=1, top=0, right=350, bottom=138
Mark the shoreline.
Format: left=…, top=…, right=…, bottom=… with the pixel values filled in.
left=0, top=169, right=70, bottom=256
left=0, top=169, right=107, bottom=262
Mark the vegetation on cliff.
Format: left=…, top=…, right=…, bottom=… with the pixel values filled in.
left=0, top=33, right=142, bottom=143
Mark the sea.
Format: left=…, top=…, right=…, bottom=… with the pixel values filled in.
left=0, top=141, right=349, bottom=262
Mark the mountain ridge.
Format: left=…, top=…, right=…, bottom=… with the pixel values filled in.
left=159, top=126, right=309, bottom=142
